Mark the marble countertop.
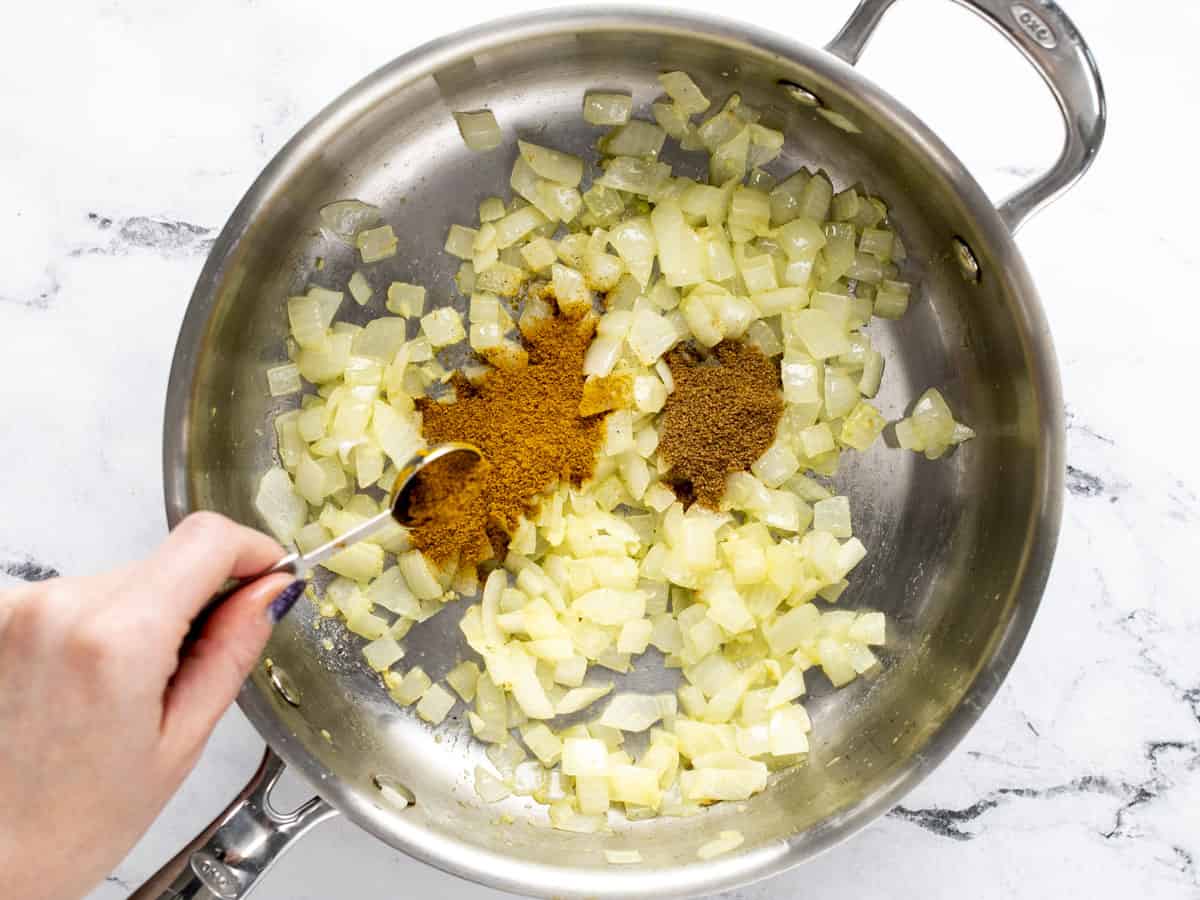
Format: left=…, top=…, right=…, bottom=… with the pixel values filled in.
left=3, top=0, right=1195, bottom=897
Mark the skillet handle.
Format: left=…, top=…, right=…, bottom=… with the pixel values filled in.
left=825, top=0, right=1106, bottom=233
left=128, top=750, right=335, bottom=900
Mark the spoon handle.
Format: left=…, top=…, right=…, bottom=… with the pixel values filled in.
left=177, top=441, right=481, bottom=656
left=179, top=509, right=396, bottom=653
left=179, top=555, right=300, bottom=652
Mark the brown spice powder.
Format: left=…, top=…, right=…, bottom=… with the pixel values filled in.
left=401, top=451, right=492, bottom=563
left=409, top=311, right=605, bottom=566
left=658, top=340, right=783, bottom=509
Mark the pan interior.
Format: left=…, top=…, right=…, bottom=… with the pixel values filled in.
left=175, top=13, right=1058, bottom=897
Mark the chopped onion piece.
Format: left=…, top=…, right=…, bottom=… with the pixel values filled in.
left=255, top=467, right=307, bottom=544
left=390, top=666, right=433, bottom=705
left=356, top=225, right=398, bottom=264
left=597, top=157, right=672, bottom=196
left=552, top=263, right=592, bottom=316
left=288, top=293, right=331, bottom=351
left=600, top=120, right=667, bottom=159
left=385, top=282, right=425, bottom=317
left=267, top=363, right=301, bottom=397
left=454, top=110, right=502, bottom=151
left=609, top=764, right=661, bottom=808
left=599, top=693, right=666, bottom=732
left=494, top=206, right=548, bottom=249
left=549, top=801, right=605, bottom=833
left=444, top=224, right=478, bottom=260
left=518, top=236, right=556, bottom=272
left=323, top=542, right=384, bottom=581
left=768, top=706, right=810, bottom=755
left=653, top=101, right=691, bottom=139
left=361, top=634, right=405, bottom=672
left=873, top=279, right=911, bottom=319
left=659, top=71, right=710, bottom=115
left=556, top=683, right=615, bottom=715
left=479, top=196, right=506, bottom=222
left=446, top=661, right=480, bottom=702
left=474, top=765, right=512, bottom=802
left=319, top=200, right=381, bottom=242
left=609, top=217, right=657, bottom=287
left=519, top=140, right=584, bottom=186
left=416, top=683, right=457, bottom=724
left=562, top=737, right=609, bottom=776
left=790, top=309, right=851, bottom=359
left=420, top=308, right=465, bottom=348
left=840, top=401, right=886, bottom=450
left=710, top=128, right=749, bottom=185
left=680, top=765, right=766, bottom=802
left=849, top=611, right=886, bottom=645
left=584, top=92, right=633, bottom=125
left=520, top=722, right=563, bottom=765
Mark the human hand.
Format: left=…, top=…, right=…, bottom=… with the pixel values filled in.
left=0, top=512, right=303, bottom=900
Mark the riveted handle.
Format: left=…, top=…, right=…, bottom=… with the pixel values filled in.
left=128, top=750, right=335, bottom=900
left=826, top=0, right=1106, bottom=233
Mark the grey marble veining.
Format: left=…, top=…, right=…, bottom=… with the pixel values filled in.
left=2, top=1, right=1196, bottom=898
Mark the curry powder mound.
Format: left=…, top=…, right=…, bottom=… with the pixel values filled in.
left=409, top=312, right=605, bottom=566
left=658, top=340, right=783, bottom=509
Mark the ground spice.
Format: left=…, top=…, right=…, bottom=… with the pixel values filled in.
left=401, top=451, right=493, bottom=564
left=658, top=340, right=783, bottom=509
left=409, top=311, right=605, bottom=566
left=578, top=373, right=632, bottom=416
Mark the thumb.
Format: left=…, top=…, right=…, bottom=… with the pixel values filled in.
left=162, top=575, right=303, bottom=754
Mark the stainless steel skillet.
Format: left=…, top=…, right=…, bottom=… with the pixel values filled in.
left=145, top=2, right=1104, bottom=897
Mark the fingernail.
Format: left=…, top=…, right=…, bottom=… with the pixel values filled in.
left=267, top=580, right=306, bottom=625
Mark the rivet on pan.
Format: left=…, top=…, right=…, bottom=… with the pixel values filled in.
left=952, top=237, right=981, bottom=283
left=778, top=79, right=821, bottom=107
left=265, top=659, right=301, bottom=707
left=372, top=774, right=416, bottom=810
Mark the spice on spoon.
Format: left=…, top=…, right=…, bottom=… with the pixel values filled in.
left=410, top=308, right=606, bottom=566
left=400, top=449, right=493, bottom=563
left=658, top=340, right=783, bottom=509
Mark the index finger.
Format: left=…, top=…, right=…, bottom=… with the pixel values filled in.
left=140, top=511, right=286, bottom=619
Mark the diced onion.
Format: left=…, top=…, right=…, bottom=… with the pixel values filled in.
left=319, top=200, right=380, bottom=242
left=653, top=101, right=691, bottom=139
left=264, top=66, right=929, bottom=831
left=519, top=141, right=584, bottom=186
left=254, top=467, right=307, bottom=544
left=599, top=693, right=667, bottom=732
left=420, top=308, right=466, bottom=348
left=267, top=363, right=302, bottom=397
left=659, top=71, right=710, bottom=115
left=454, top=110, right=503, bottom=151
left=584, top=92, right=633, bottom=125
left=597, top=157, right=671, bottom=196
left=348, top=271, right=372, bottom=306
left=390, top=666, right=433, bottom=705
left=356, top=225, right=398, bottom=264
left=416, top=683, right=457, bottom=724
left=474, top=765, right=512, bottom=802
left=362, top=636, right=405, bottom=671
left=556, top=683, right=615, bottom=715
left=600, top=121, right=667, bottom=159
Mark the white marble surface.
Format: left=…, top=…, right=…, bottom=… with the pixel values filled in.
left=2, top=0, right=1197, bottom=897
